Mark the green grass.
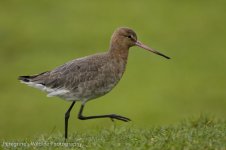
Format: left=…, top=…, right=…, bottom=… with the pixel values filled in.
left=1, top=116, right=226, bottom=150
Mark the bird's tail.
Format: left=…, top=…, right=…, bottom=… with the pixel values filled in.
left=18, top=71, right=48, bottom=83
left=18, top=75, right=34, bottom=82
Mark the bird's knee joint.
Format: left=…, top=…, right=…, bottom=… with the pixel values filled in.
left=65, top=113, right=70, bottom=119
left=78, top=115, right=84, bottom=120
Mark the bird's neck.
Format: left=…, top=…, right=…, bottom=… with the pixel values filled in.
left=109, top=44, right=129, bottom=61
left=108, top=45, right=129, bottom=80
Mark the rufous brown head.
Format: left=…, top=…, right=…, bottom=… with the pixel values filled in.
left=111, top=27, right=170, bottom=59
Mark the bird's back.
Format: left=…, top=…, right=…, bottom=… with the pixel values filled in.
left=19, top=52, right=127, bottom=102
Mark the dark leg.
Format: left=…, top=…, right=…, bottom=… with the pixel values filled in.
left=78, top=103, right=131, bottom=122
left=65, top=101, right=76, bottom=140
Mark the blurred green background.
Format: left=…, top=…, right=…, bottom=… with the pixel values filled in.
left=0, top=0, right=226, bottom=139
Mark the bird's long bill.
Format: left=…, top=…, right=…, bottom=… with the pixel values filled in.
left=135, top=41, right=170, bottom=59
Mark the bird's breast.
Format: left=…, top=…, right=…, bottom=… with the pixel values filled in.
left=76, top=58, right=127, bottom=101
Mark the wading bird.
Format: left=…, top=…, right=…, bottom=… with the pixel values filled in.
left=18, top=27, right=170, bottom=139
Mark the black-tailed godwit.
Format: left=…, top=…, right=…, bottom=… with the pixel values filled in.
left=18, top=27, right=170, bottom=139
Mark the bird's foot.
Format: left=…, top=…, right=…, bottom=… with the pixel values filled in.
left=110, top=114, right=131, bottom=122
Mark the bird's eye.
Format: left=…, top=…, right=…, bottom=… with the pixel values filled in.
left=127, top=35, right=132, bottom=39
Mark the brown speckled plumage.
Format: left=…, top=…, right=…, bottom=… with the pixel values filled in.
left=18, top=27, right=170, bottom=139
left=28, top=52, right=127, bottom=101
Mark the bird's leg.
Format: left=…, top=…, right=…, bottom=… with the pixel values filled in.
left=65, top=101, right=76, bottom=140
left=78, top=103, right=131, bottom=122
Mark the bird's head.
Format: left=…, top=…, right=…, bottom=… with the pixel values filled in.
left=110, top=27, right=170, bottom=59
